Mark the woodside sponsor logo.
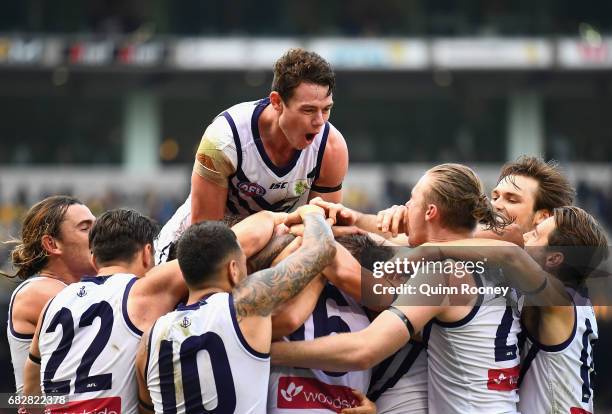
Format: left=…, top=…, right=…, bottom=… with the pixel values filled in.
left=277, top=376, right=358, bottom=413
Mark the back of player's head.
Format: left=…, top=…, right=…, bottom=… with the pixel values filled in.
left=272, top=48, right=335, bottom=103
left=7, top=195, right=82, bottom=279
left=177, top=221, right=242, bottom=287
left=336, top=234, right=394, bottom=270
left=498, top=156, right=575, bottom=213
left=89, top=209, right=159, bottom=266
left=548, top=206, right=608, bottom=286
left=426, top=163, right=508, bottom=232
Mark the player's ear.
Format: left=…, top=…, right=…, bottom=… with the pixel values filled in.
left=533, top=209, right=552, bottom=227
left=41, top=234, right=61, bottom=256
left=424, top=204, right=438, bottom=222
left=89, top=251, right=99, bottom=273
left=142, top=243, right=154, bottom=271
left=228, top=259, right=240, bottom=288
left=269, top=91, right=283, bottom=112
left=545, top=251, right=564, bottom=270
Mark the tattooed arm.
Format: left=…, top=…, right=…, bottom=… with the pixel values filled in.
left=231, top=206, right=335, bottom=354
left=234, top=207, right=336, bottom=319
left=247, top=233, right=296, bottom=273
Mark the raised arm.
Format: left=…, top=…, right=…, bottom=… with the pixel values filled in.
left=431, top=239, right=569, bottom=306
left=321, top=242, right=363, bottom=302
left=271, top=309, right=410, bottom=371
left=247, top=233, right=296, bottom=273
left=129, top=260, right=188, bottom=332
left=233, top=206, right=336, bottom=319
left=230, top=211, right=288, bottom=259
left=308, top=197, right=377, bottom=233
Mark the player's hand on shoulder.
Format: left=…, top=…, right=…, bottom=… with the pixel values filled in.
left=341, top=389, right=377, bottom=414
left=309, top=197, right=358, bottom=226
left=376, top=204, right=408, bottom=237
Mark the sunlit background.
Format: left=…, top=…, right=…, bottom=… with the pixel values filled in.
left=1, top=0, right=611, bottom=410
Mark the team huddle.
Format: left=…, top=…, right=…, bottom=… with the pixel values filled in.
left=5, top=49, right=607, bottom=414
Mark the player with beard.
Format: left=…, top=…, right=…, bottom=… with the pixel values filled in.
left=3, top=196, right=96, bottom=395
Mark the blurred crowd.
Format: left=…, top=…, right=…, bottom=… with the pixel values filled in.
left=2, top=0, right=610, bottom=36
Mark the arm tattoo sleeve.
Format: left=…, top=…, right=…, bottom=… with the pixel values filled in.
left=247, top=233, right=296, bottom=273
left=234, top=214, right=336, bottom=320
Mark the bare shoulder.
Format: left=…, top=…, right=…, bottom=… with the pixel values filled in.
left=325, top=125, right=348, bottom=157
left=12, top=278, right=66, bottom=327
left=317, top=125, right=348, bottom=185
left=14, top=278, right=66, bottom=306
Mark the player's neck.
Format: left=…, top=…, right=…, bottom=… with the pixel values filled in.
left=186, top=286, right=226, bottom=305
left=426, top=227, right=473, bottom=243
left=39, top=262, right=85, bottom=285
left=259, top=105, right=297, bottom=165
left=96, top=263, right=146, bottom=278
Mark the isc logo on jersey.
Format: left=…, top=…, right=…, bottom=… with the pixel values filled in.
left=270, top=180, right=309, bottom=196
left=237, top=182, right=266, bottom=197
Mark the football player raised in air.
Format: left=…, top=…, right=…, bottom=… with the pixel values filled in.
left=155, top=48, right=348, bottom=264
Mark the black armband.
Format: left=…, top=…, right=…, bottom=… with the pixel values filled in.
left=523, top=276, right=548, bottom=296
left=28, top=353, right=41, bottom=365
left=387, top=306, right=415, bottom=338
left=311, top=183, right=342, bottom=193
left=139, top=397, right=155, bottom=412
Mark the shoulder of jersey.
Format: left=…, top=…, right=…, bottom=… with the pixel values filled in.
left=220, top=99, right=262, bottom=118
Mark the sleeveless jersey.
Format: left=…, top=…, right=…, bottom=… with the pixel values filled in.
left=518, top=289, right=597, bottom=414
left=425, top=274, right=521, bottom=414
left=146, top=292, right=269, bottom=414
left=154, top=97, right=331, bottom=264
left=7, top=276, right=67, bottom=394
left=367, top=341, right=428, bottom=414
left=268, top=283, right=371, bottom=413
left=38, top=274, right=143, bottom=414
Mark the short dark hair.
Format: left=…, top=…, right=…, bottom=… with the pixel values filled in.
left=336, top=234, right=394, bottom=271
left=498, top=156, right=575, bottom=212
left=547, top=206, right=609, bottom=286
left=89, top=209, right=159, bottom=266
left=272, top=48, right=335, bottom=103
left=177, top=221, right=241, bottom=287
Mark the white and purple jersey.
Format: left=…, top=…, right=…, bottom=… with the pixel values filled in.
left=146, top=292, right=269, bottom=414
left=519, top=288, right=597, bottom=414
left=367, top=340, right=428, bottom=414
left=38, top=274, right=142, bottom=413
left=7, top=276, right=67, bottom=394
left=155, top=97, right=331, bottom=264
left=268, top=283, right=371, bottom=413
left=425, top=274, right=521, bottom=414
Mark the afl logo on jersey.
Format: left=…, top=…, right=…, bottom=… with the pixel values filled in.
left=237, top=181, right=266, bottom=197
